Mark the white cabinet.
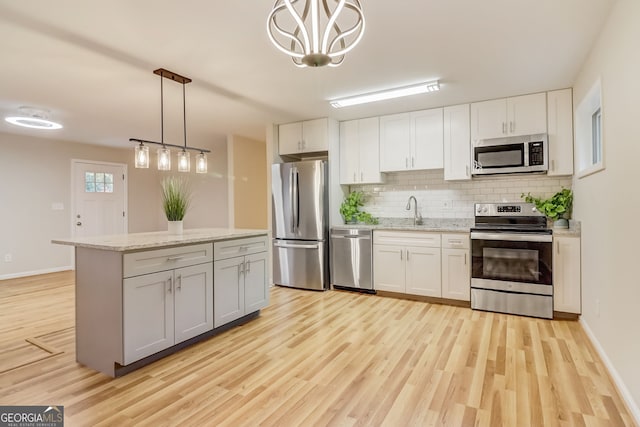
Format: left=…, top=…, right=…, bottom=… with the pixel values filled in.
left=471, top=93, right=547, bottom=141
left=379, top=108, right=443, bottom=172
left=214, top=236, right=269, bottom=328
left=547, top=88, right=574, bottom=176
left=373, top=231, right=441, bottom=297
left=441, top=233, right=470, bottom=301
left=553, top=236, right=581, bottom=314
left=339, top=117, right=383, bottom=184
left=123, top=249, right=214, bottom=365
left=279, top=118, right=328, bottom=155
left=443, top=104, right=471, bottom=181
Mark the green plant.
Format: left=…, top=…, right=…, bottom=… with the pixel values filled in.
left=339, top=191, right=378, bottom=225
left=161, top=176, right=191, bottom=221
left=521, top=188, right=573, bottom=221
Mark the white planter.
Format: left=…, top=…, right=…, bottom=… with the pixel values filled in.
left=168, top=220, right=184, bottom=235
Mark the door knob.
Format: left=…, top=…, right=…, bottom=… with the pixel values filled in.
left=76, top=222, right=82, bottom=226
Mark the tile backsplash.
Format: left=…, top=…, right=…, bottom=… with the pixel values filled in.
left=349, top=170, right=572, bottom=219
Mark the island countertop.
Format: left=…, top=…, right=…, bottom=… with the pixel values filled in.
left=52, top=228, right=269, bottom=252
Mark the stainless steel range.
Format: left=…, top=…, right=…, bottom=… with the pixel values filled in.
left=470, top=203, right=553, bottom=319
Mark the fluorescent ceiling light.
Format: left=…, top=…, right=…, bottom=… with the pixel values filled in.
left=4, top=107, right=63, bottom=130
left=330, top=80, right=440, bottom=108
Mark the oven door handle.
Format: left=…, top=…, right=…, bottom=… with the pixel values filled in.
left=470, top=232, right=552, bottom=243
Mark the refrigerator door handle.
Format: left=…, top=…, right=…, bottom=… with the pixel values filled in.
left=289, top=168, right=296, bottom=233
left=274, top=242, right=319, bottom=249
left=294, top=170, right=300, bottom=231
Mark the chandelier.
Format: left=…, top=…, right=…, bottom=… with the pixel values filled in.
left=266, top=0, right=365, bottom=67
left=131, top=68, right=209, bottom=173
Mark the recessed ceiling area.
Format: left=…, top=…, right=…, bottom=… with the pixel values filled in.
left=0, top=0, right=615, bottom=149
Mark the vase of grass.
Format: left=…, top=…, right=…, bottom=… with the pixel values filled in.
left=161, top=176, right=191, bottom=235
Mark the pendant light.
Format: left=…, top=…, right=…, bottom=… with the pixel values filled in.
left=266, top=0, right=365, bottom=67
left=131, top=68, right=209, bottom=173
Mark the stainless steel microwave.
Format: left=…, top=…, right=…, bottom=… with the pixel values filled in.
left=472, top=134, right=548, bottom=176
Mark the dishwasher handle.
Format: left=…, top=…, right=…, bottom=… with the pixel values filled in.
left=331, top=234, right=371, bottom=240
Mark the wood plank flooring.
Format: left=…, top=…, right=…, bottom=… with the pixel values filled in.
left=0, top=271, right=635, bottom=426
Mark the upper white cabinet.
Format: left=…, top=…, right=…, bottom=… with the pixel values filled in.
left=443, top=104, right=471, bottom=181
left=339, top=117, right=383, bottom=185
left=547, top=88, right=574, bottom=176
left=379, top=108, right=443, bottom=172
left=471, top=93, right=547, bottom=141
left=279, top=118, right=329, bottom=155
left=553, top=236, right=581, bottom=314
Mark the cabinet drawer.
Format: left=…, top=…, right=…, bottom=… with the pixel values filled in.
left=441, top=233, right=470, bottom=249
left=214, top=235, right=268, bottom=261
left=123, top=243, right=213, bottom=278
left=374, top=230, right=440, bottom=247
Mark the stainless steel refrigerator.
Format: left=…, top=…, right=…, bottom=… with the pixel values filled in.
left=272, top=160, right=328, bottom=291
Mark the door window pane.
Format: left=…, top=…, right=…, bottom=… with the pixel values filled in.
left=85, top=172, right=114, bottom=193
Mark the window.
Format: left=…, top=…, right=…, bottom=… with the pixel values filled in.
left=575, top=78, right=604, bottom=178
left=85, top=172, right=114, bottom=193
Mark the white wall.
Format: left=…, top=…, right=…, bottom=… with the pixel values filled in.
left=571, top=0, right=640, bottom=419
left=351, top=170, right=571, bottom=219
left=0, top=132, right=228, bottom=279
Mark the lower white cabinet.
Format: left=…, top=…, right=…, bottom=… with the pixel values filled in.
left=553, top=236, right=581, bottom=313
left=123, top=262, right=213, bottom=365
left=373, top=231, right=441, bottom=297
left=441, top=234, right=470, bottom=301
left=374, top=231, right=470, bottom=302
left=214, top=237, right=269, bottom=328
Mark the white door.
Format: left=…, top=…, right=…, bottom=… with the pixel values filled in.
left=73, top=160, right=127, bottom=238
left=373, top=244, right=406, bottom=292
left=279, top=122, right=303, bottom=155
left=380, top=113, right=411, bottom=172
left=174, top=263, right=214, bottom=343
left=508, top=93, right=547, bottom=136
left=471, top=98, right=507, bottom=141
left=123, top=270, right=174, bottom=364
left=214, top=257, right=244, bottom=328
left=405, top=246, right=441, bottom=297
left=412, top=108, right=444, bottom=170
left=244, top=252, right=269, bottom=313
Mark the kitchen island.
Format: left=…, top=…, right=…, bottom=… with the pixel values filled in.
left=53, top=228, right=269, bottom=377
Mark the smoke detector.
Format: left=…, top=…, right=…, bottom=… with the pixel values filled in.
left=5, top=107, right=63, bottom=130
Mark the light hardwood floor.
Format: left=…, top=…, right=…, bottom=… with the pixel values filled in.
left=0, top=271, right=635, bottom=426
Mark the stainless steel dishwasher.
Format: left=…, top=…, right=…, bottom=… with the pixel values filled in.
left=330, top=228, right=374, bottom=293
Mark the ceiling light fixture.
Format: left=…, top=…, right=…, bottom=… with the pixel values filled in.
left=330, top=80, right=441, bottom=108
left=131, top=68, right=209, bottom=173
left=5, top=107, right=63, bottom=130
left=266, top=0, right=365, bottom=67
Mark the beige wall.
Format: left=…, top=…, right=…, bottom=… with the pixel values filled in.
left=229, top=135, right=267, bottom=229
left=572, top=0, right=640, bottom=419
left=0, top=132, right=228, bottom=279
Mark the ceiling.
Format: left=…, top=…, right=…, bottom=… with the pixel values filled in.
left=0, top=0, right=615, bottom=150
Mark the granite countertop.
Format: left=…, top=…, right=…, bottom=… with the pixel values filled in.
left=332, top=217, right=474, bottom=233
left=551, top=220, right=581, bottom=237
left=52, top=228, right=269, bottom=252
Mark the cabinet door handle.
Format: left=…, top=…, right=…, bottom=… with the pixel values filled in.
left=464, top=253, right=467, bottom=265
left=400, top=250, right=403, bottom=260
left=510, top=121, right=515, bottom=133
left=166, top=256, right=184, bottom=262
left=246, top=260, right=251, bottom=273
left=177, top=274, right=182, bottom=291
left=405, top=158, right=409, bottom=168
left=407, top=250, right=410, bottom=261
left=557, top=241, right=560, bottom=255
left=302, top=140, right=306, bottom=150
left=412, top=157, right=415, bottom=168
left=502, top=122, right=506, bottom=134
left=360, top=172, right=363, bottom=181
left=466, top=165, right=469, bottom=177
left=239, top=262, right=244, bottom=279
left=353, top=172, right=356, bottom=182
left=167, top=277, right=172, bottom=293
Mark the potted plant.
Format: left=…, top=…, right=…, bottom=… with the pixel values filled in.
left=521, top=188, right=573, bottom=228
left=339, top=191, right=378, bottom=225
left=161, top=176, right=191, bottom=234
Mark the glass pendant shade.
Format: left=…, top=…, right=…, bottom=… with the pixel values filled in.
left=134, top=144, right=149, bottom=168
left=196, top=152, right=208, bottom=174
left=177, top=150, right=190, bottom=172
left=157, top=147, right=171, bottom=171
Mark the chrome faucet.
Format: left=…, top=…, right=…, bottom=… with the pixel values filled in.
left=406, top=196, right=423, bottom=226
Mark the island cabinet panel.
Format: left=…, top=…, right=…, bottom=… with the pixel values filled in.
left=214, top=237, right=269, bottom=328
left=173, top=263, right=214, bottom=343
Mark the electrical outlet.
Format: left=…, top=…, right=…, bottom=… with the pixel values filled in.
left=4, top=254, right=12, bottom=263
left=595, top=299, right=600, bottom=317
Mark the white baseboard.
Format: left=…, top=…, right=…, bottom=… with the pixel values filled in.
left=580, top=318, right=640, bottom=424
left=0, top=266, right=73, bottom=281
